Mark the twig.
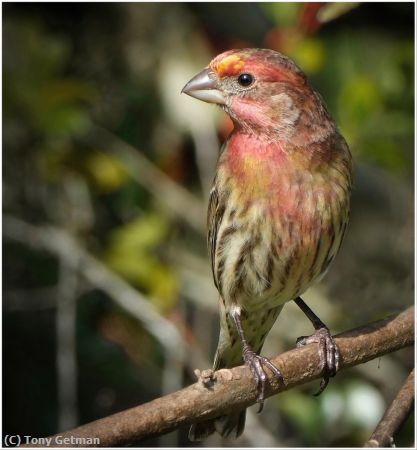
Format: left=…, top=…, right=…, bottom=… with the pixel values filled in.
left=21, top=306, right=414, bottom=447
left=91, top=126, right=206, bottom=234
left=364, top=369, right=415, bottom=448
left=5, top=215, right=279, bottom=446
left=3, top=215, right=188, bottom=366
left=189, top=124, right=219, bottom=199
left=56, top=257, right=79, bottom=431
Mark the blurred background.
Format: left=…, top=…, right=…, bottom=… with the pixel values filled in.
left=3, top=2, right=414, bottom=447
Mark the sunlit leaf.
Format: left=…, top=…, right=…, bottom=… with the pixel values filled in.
left=103, top=214, right=179, bottom=311
left=292, top=38, right=326, bottom=74
left=84, top=151, right=129, bottom=192
left=338, top=75, right=383, bottom=137
left=317, top=3, right=360, bottom=23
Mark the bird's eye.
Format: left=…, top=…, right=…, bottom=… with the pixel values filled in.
left=237, top=73, right=254, bottom=87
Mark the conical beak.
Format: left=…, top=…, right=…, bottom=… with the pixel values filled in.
left=181, top=68, right=226, bottom=105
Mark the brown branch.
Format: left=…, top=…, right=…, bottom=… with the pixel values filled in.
left=364, top=368, right=415, bottom=448
left=22, top=306, right=414, bottom=447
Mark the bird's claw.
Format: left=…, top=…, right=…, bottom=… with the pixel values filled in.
left=242, top=346, right=284, bottom=413
left=296, top=326, right=340, bottom=396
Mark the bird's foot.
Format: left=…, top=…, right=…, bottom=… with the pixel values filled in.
left=242, top=345, right=284, bottom=413
left=296, top=326, right=340, bottom=396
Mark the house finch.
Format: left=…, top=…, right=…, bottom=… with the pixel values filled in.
left=182, top=48, right=352, bottom=441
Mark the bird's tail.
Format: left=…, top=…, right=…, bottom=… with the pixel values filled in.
left=188, top=410, right=246, bottom=441
left=188, top=303, right=284, bottom=441
left=188, top=346, right=246, bottom=441
left=188, top=307, right=248, bottom=442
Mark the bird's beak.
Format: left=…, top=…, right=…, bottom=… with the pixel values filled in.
left=181, top=68, right=226, bottom=105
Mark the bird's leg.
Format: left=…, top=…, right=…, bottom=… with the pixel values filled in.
left=294, top=296, right=340, bottom=396
left=230, top=307, right=283, bottom=413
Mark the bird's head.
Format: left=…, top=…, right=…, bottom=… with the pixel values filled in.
left=182, top=48, right=321, bottom=139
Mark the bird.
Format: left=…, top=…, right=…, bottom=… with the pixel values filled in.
left=181, top=48, right=352, bottom=441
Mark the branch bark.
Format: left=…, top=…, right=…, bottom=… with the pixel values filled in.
left=364, top=368, right=415, bottom=448
left=22, top=306, right=414, bottom=447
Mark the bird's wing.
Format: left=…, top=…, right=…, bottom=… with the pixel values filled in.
left=207, top=184, right=223, bottom=289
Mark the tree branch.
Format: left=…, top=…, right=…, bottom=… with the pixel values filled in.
left=3, top=215, right=188, bottom=366
left=22, top=306, right=414, bottom=447
left=364, top=368, right=415, bottom=448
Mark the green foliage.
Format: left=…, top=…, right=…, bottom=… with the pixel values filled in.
left=277, top=389, right=325, bottom=445
left=291, top=38, right=326, bottom=74
left=261, top=5, right=414, bottom=176
left=83, top=151, right=129, bottom=192
left=327, top=33, right=414, bottom=174
left=3, top=3, right=414, bottom=447
left=4, top=19, right=96, bottom=138
left=103, top=214, right=178, bottom=311
left=261, top=3, right=301, bottom=27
